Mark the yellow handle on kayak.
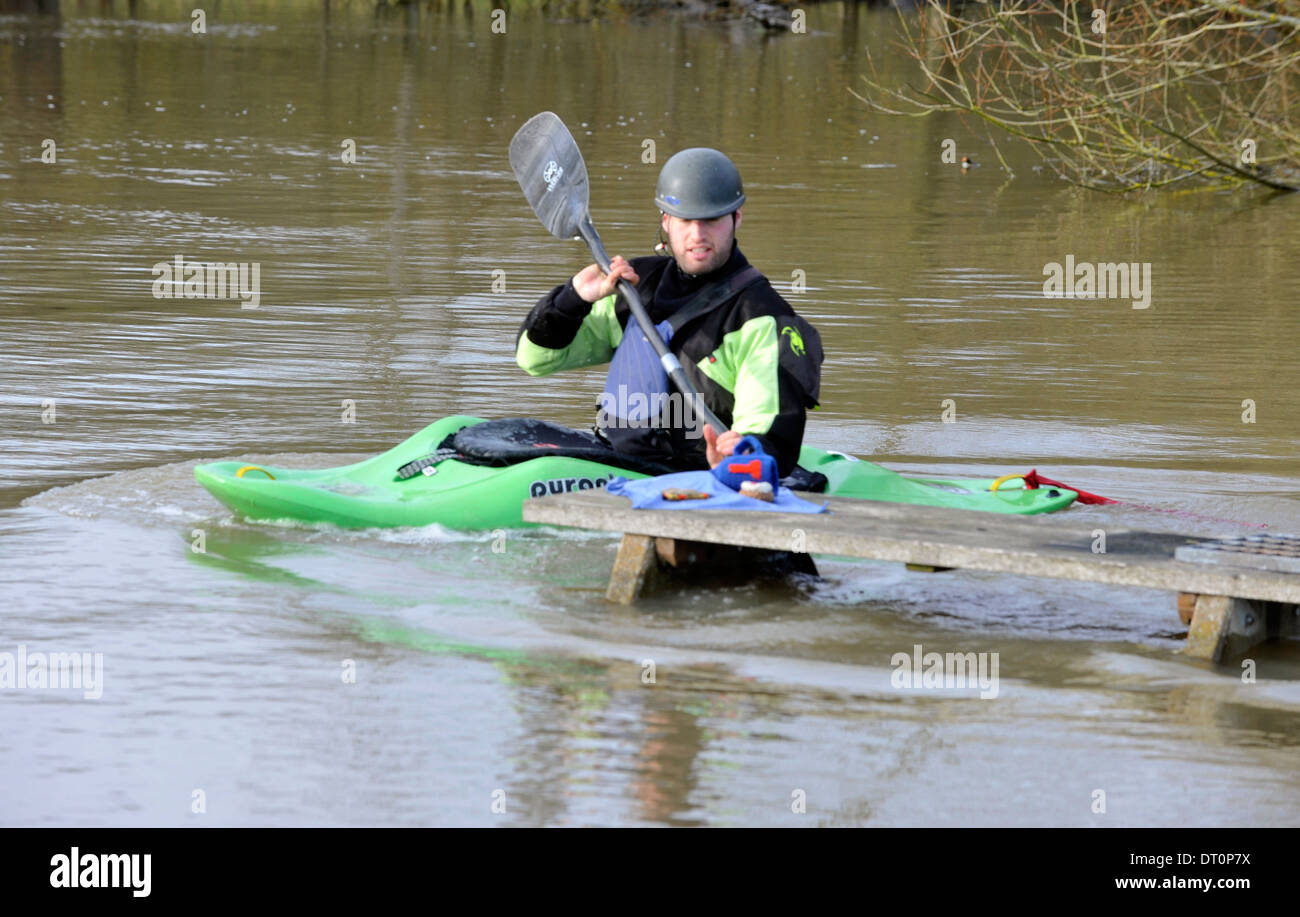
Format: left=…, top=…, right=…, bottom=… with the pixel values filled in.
left=989, top=473, right=1025, bottom=494
left=236, top=465, right=275, bottom=480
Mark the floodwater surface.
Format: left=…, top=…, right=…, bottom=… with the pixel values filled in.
left=2, top=2, right=1299, bottom=827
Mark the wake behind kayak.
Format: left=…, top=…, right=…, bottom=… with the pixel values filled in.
left=194, top=416, right=1076, bottom=530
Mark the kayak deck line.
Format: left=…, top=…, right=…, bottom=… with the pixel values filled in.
left=522, top=491, right=1300, bottom=664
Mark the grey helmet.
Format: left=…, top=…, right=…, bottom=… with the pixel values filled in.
left=654, top=148, right=745, bottom=220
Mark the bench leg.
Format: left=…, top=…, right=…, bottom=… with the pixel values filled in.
left=1181, top=594, right=1272, bottom=662
left=607, top=533, right=660, bottom=604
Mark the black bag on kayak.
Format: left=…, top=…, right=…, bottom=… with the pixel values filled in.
left=439, top=419, right=679, bottom=476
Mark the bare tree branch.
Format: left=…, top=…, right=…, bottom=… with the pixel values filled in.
left=855, top=0, right=1300, bottom=193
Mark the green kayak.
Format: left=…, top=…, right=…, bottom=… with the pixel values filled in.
left=194, top=415, right=1076, bottom=529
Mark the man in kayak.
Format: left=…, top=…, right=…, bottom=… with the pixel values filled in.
left=516, top=147, right=822, bottom=477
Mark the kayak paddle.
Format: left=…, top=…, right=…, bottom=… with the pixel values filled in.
left=508, top=111, right=728, bottom=435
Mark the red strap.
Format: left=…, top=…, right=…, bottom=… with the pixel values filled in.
left=1022, top=469, right=1266, bottom=528
left=1023, top=469, right=1118, bottom=505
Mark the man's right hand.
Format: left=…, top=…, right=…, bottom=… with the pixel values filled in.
left=703, top=424, right=743, bottom=469
left=572, top=256, right=639, bottom=303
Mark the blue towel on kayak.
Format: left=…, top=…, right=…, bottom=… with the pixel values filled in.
left=606, top=471, right=828, bottom=513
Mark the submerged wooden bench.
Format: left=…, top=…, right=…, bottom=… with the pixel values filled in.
left=522, top=492, right=1300, bottom=663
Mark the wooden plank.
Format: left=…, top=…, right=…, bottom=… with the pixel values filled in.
left=524, top=491, right=1300, bottom=605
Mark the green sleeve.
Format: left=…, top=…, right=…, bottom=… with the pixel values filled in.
left=700, top=314, right=781, bottom=434
left=515, top=295, right=623, bottom=376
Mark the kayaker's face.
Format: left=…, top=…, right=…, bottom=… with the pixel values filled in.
left=661, top=210, right=742, bottom=276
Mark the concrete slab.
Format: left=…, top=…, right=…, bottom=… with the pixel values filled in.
left=523, top=491, right=1300, bottom=663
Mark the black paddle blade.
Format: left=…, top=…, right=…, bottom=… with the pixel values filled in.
left=509, top=111, right=589, bottom=240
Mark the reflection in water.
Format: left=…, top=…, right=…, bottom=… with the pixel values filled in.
left=632, top=705, right=706, bottom=826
